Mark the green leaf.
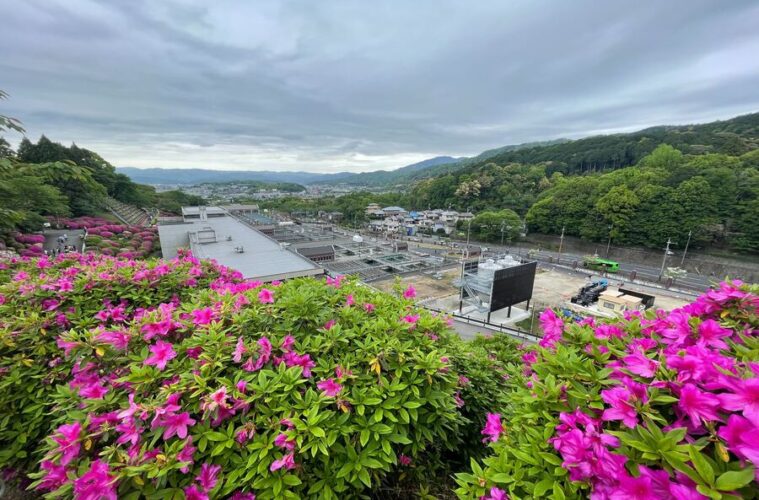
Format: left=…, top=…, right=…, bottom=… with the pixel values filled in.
left=206, top=431, right=228, bottom=442
left=533, top=477, right=553, bottom=497
left=282, top=474, right=302, bottom=486
left=552, top=481, right=566, bottom=500
left=358, top=468, right=371, bottom=487
left=715, top=468, right=754, bottom=491
left=688, top=445, right=715, bottom=486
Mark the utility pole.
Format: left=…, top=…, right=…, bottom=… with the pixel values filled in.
left=605, top=224, right=613, bottom=258
left=459, top=209, right=473, bottom=313
left=500, top=220, right=506, bottom=246
left=659, top=237, right=673, bottom=281
left=557, top=226, right=565, bottom=264
left=680, top=230, right=692, bottom=267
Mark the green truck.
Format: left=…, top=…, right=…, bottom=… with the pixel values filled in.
left=582, top=256, right=620, bottom=273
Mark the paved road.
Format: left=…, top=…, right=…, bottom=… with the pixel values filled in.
left=403, top=235, right=716, bottom=293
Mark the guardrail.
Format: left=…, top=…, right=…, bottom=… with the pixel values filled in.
left=422, top=305, right=541, bottom=344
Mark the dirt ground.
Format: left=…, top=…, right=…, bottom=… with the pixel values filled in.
left=372, top=267, right=690, bottom=312
left=372, top=268, right=460, bottom=300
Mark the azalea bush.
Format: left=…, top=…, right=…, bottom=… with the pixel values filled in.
left=0, top=251, right=240, bottom=478
left=455, top=281, right=759, bottom=499
left=0, top=259, right=514, bottom=499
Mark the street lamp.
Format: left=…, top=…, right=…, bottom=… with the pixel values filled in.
left=680, top=230, right=692, bottom=267
left=658, top=237, right=675, bottom=281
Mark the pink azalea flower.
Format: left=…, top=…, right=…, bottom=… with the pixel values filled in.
left=196, top=463, right=221, bottom=491
left=270, top=452, right=296, bottom=471
left=521, top=351, right=538, bottom=366
left=317, top=378, right=342, bottom=397
left=402, top=314, right=420, bottom=324
left=274, top=433, right=296, bottom=450
left=207, top=387, right=229, bottom=411
left=678, top=383, right=721, bottom=425
left=56, top=337, right=79, bottom=357
left=161, top=412, right=196, bottom=440
left=637, top=466, right=676, bottom=499
left=186, top=346, right=203, bottom=359
left=78, top=379, right=109, bottom=399
left=324, top=319, right=336, bottom=330
left=403, top=285, right=417, bottom=299
left=53, top=422, right=81, bottom=465
left=602, top=386, right=643, bottom=428
left=36, top=460, right=68, bottom=491
left=696, top=319, right=732, bottom=349
left=191, top=307, right=216, bottom=326
left=717, top=414, right=759, bottom=463
left=230, top=492, right=256, bottom=500
left=235, top=426, right=255, bottom=444
left=232, top=336, right=246, bottom=363
left=236, top=380, right=247, bottom=393
left=454, top=391, right=465, bottom=407
left=608, top=474, right=656, bottom=500
left=184, top=484, right=209, bottom=500
left=482, top=487, right=508, bottom=500
left=144, top=341, right=177, bottom=371
left=345, top=294, right=355, bottom=306
left=177, top=437, right=196, bottom=473
left=73, top=459, right=117, bottom=500
left=364, top=303, right=375, bottom=313
left=538, top=309, right=564, bottom=349
left=399, top=454, right=412, bottom=466
left=594, top=324, right=625, bottom=340
left=116, top=418, right=142, bottom=446
left=717, top=377, right=759, bottom=426
left=622, top=349, right=659, bottom=378
left=282, top=352, right=315, bottom=377
left=481, top=413, right=505, bottom=442
left=258, top=288, right=274, bottom=304
left=281, top=335, right=296, bottom=351
left=95, top=330, right=130, bottom=351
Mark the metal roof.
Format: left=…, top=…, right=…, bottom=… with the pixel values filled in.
left=181, top=206, right=226, bottom=216
left=158, top=213, right=323, bottom=281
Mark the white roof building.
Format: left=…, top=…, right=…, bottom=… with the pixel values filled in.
left=158, top=207, right=323, bottom=282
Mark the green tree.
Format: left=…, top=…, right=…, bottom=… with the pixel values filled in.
left=0, top=170, right=70, bottom=231
left=594, top=185, right=640, bottom=238
left=18, top=161, right=106, bottom=216
left=470, top=210, right=522, bottom=243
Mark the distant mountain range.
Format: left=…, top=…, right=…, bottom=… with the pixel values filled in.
left=117, top=111, right=759, bottom=188
left=116, top=167, right=345, bottom=185
left=117, top=156, right=462, bottom=186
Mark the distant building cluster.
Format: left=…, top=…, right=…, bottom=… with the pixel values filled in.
left=365, top=203, right=474, bottom=236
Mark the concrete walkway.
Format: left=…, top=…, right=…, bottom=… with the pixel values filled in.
left=43, top=229, right=85, bottom=254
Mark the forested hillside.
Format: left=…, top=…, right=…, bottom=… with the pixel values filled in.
left=406, top=144, right=759, bottom=252
left=462, top=112, right=759, bottom=176
left=0, top=136, right=205, bottom=232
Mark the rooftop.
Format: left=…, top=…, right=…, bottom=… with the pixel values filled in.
left=158, top=209, right=323, bottom=281
left=181, top=206, right=226, bottom=217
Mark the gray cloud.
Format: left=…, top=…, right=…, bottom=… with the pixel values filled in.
left=2, top=0, right=758, bottom=172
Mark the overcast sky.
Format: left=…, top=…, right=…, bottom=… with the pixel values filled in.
left=2, top=0, right=759, bottom=172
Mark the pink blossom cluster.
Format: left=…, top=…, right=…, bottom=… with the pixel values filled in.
left=521, top=281, right=759, bottom=498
